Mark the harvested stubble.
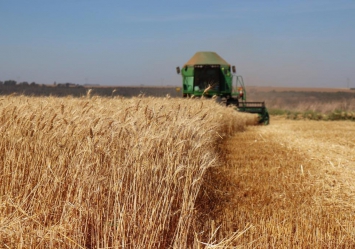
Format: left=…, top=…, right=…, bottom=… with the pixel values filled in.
left=196, top=117, right=355, bottom=248
left=0, top=95, right=256, bottom=248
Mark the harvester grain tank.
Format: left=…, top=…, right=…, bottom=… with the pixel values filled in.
left=176, top=51, right=269, bottom=124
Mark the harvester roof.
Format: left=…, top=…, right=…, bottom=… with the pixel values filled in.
left=183, top=51, right=230, bottom=67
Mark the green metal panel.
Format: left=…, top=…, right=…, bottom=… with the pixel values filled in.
left=221, top=67, right=232, bottom=93
left=181, top=66, right=194, bottom=77
left=183, top=77, right=194, bottom=93
left=181, top=67, right=194, bottom=94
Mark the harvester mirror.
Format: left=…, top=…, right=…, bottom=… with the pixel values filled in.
left=176, top=67, right=180, bottom=74
left=232, top=65, right=236, bottom=73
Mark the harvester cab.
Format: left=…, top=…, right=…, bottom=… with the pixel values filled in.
left=176, top=51, right=269, bottom=125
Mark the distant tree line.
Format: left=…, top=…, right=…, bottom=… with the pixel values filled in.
left=0, top=80, right=40, bottom=86
left=56, top=83, right=84, bottom=88
left=0, top=80, right=84, bottom=88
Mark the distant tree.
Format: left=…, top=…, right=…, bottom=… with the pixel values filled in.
left=30, top=82, right=37, bottom=86
left=4, top=80, right=17, bottom=86
left=65, top=83, right=76, bottom=87
left=19, top=81, right=29, bottom=86
left=0, top=81, right=3, bottom=85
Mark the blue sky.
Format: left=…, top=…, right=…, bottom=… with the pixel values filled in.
left=1, top=0, right=354, bottom=88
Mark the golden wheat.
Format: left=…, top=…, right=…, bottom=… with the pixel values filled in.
left=2, top=95, right=355, bottom=248
left=0, top=95, right=256, bottom=248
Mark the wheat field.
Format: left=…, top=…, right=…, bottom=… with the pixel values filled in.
left=1, top=95, right=355, bottom=248
left=0, top=95, right=257, bottom=248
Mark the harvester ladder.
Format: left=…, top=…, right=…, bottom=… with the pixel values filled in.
left=233, top=75, right=246, bottom=101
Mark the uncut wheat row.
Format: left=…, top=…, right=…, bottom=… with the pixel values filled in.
left=0, top=95, right=256, bottom=248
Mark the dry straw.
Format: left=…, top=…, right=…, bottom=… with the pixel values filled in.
left=195, top=117, right=355, bottom=248
left=0, top=95, right=256, bottom=248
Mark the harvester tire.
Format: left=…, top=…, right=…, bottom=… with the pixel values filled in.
left=263, top=113, right=270, bottom=125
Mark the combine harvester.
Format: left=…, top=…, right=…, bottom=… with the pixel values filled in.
left=176, top=51, right=269, bottom=125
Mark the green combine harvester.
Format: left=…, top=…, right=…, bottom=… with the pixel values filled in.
left=176, top=51, right=269, bottom=125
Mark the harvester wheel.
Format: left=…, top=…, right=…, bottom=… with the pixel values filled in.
left=214, top=96, right=224, bottom=105
left=219, top=97, right=227, bottom=106
left=263, top=113, right=270, bottom=125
